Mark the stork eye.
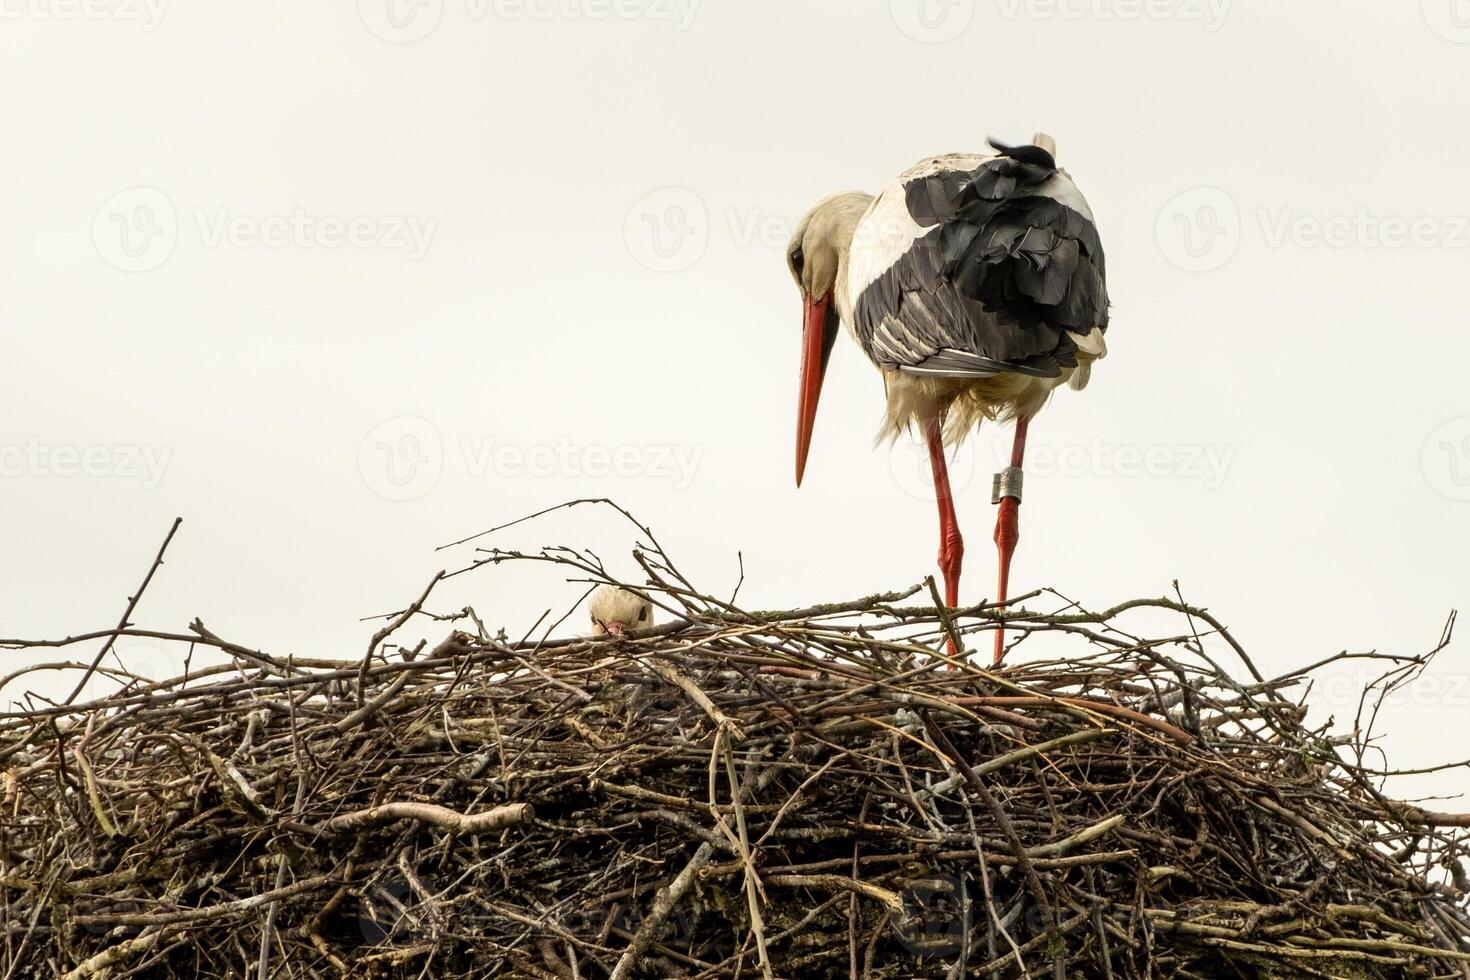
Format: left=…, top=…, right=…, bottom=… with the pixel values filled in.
left=637, top=607, right=649, bottom=622
left=789, top=245, right=805, bottom=278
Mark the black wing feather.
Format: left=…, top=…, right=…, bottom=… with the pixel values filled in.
left=854, top=142, right=1109, bottom=380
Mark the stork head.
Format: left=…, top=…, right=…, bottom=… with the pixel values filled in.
left=589, top=585, right=653, bottom=638
left=787, top=191, right=873, bottom=487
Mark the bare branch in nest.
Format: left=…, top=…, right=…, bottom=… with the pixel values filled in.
left=315, top=801, right=533, bottom=835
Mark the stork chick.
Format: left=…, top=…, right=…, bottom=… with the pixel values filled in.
left=589, top=585, right=654, bottom=637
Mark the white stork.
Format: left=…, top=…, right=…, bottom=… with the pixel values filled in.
left=787, top=134, right=1109, bottom=664
left=588, top=585, right=654, bottom=637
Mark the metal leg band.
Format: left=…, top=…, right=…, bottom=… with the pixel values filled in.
left=992, top=466, right=1024, bottom=505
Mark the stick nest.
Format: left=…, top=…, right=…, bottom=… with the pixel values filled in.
left=3, top=525, right=1469, bottom=978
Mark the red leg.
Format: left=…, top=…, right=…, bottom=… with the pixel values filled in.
left=993, top=416, right=1030, bottom=666
left=924, top=418, right=964, bottom=656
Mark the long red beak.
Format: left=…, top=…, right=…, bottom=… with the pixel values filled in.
left=796, top=292, right=837, bottom=487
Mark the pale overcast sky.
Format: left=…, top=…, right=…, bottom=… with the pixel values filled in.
left=3, top=1, right=1469, bottom=802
